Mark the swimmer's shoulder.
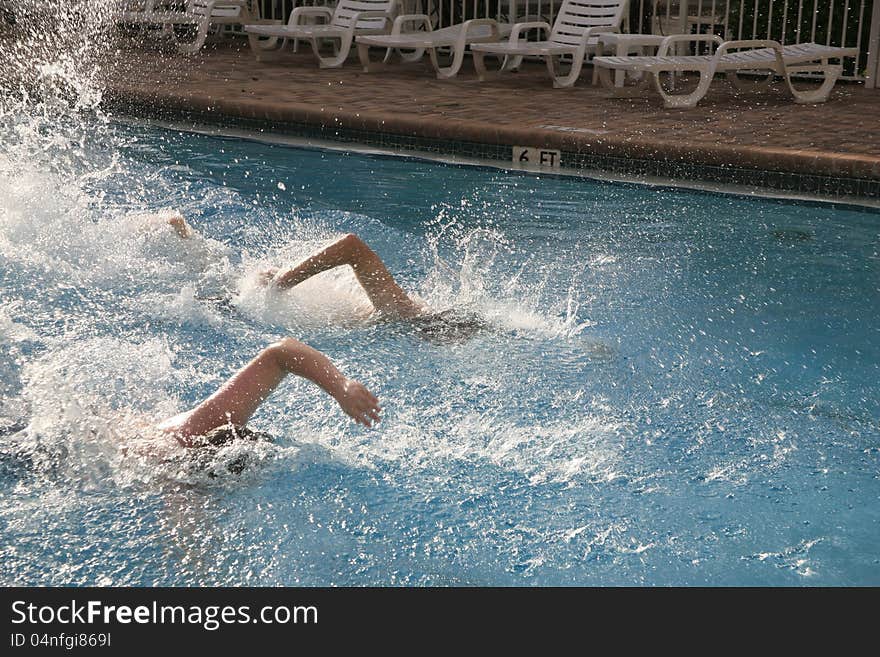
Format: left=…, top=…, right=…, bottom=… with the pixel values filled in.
left=155, top=413, right=194, bottom=447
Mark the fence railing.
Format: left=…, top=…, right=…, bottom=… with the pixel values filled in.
left=252, top=0, right=877, bottom=83
left=868, top=0, right=880, bottom=84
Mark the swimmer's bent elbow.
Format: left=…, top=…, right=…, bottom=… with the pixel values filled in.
left=339, top=232, right=365, bottom=253
left=266, top=338, right=307, bottom=368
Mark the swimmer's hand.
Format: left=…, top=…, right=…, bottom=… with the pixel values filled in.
left=168, top=214, right=191, bottom=239
left=259, top=268, right=279, bottom=286
left=335, top=378, right=381, bottom=428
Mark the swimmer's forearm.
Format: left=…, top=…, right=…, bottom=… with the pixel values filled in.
left=271, top=267, right=310, bottom=290
left=274, top=338, right=380, bottom=427
left=270, top=233, right=362, bottom=290
left=272, top=337, right=347, bottom=400
left=269, top=233, right=422, bottom=318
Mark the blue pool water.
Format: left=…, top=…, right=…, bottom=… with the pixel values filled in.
left=1, top=113, right=879, bottom=585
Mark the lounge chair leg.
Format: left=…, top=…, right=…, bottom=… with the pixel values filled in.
left=175, top=20, right=211, bottom=54
left=309, top=39, right=351, bottom=68
left=474, top=50, right=513, bottom=81
left=307, top=38, right=322, bottom=61
left=248, top=33, right=284, bottom=61
left=544, top=54, right=560, bottom=78
left=259, top=37, right=281, bottom=51
left=783, top=63, right=842, bottom=104
left=316, top=37, right=352, bottom=68
left=596, top=63, right=620, bottom=90
left=358, top=42, right=384, bottom=72
left=473, top=50, right=489, bottom=81
left=547, top=55, right=583, bottom=88
left=501, top=55, right=523, bottom=72
left=359, top=44, right=396, bottom=72
left=430, top=46, right=465, bottom=79
left=653, top=68, right=714, bottom=109
left=397, top=47, right=426, bottom=63
left=316, top=51, right=350, bottom=68
left=596, top=64, right=649, bottom=97
left=248, top=34, right=281, bottom=52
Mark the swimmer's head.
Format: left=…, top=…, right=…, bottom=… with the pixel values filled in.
left=198, top=424, right=272, bottom=448
left=135, top=210, right=191, bottom=239
left=409, top=309, right=488, bottom=345
left=192, top=424, right=273, bottom=477
left=201, top=425, right=240, bottom=447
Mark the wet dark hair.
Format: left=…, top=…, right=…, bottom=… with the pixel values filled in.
left=194, top=425, right=273, bottom=476
left=200, top=424, right=272, bottom=448
left=407, top=309, right=489, bottom=345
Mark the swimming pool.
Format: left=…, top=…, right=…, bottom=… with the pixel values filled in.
left=1, top=110, right=878, bottom=586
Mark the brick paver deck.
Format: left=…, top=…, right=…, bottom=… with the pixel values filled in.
left=43, top=39, right=880, bottom=192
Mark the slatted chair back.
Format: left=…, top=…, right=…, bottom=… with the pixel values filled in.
left=549, top=0, right=628, bottom=47
left=330, top=0, right=399, bottom=32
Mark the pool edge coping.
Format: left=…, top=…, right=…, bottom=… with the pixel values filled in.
left=102, top=86, right=880, bottom=202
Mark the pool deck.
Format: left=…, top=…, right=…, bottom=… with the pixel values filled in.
left=95, top=41, right=880, bottom=200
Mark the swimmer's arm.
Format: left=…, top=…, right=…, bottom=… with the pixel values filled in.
left=267, top=233, right=425, bottom=318
left=167, top=215, right=191, bottom=239
left=273, top=338, right=382, bottom=427
left=142, top=213, right=193, bottom=239
left=268, top=233, right=362, bottom=290
left=161, top=338, right=381, bottom=442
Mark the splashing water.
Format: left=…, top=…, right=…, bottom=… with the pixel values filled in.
left=1, top=2, right=879, bottom=586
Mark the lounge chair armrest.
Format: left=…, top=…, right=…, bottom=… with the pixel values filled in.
left=577, top=25, right=617, bottom=47
left=211, top=0, right=256, bottom=21
left=715, top=39, right=782, bottom=57
left=455, top=18, right=501, bottom=49
left=348, top=10, right=396, bottom=32
left=461, top=18, right=500, bottom=36
left=391, top=13, right=432, bottom=36
left=189, top=0, right=218, bottom=16
left=657, top=33, right=724, bottom=57
left=509, top=21, right=552, bottom=45
left=288, top=6, right=333, bottom=27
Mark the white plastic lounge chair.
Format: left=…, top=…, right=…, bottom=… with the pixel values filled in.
left=119, top=0, right=157, bottom=23
left=469, top=0, right=629, bottom=88
left=120, top=1, right=259, bottom=54
left=355, top=15, right=513, bottom=79
left=593, top=35, right=859, bottom=108
left=243, top=0, right=399, bottom=69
